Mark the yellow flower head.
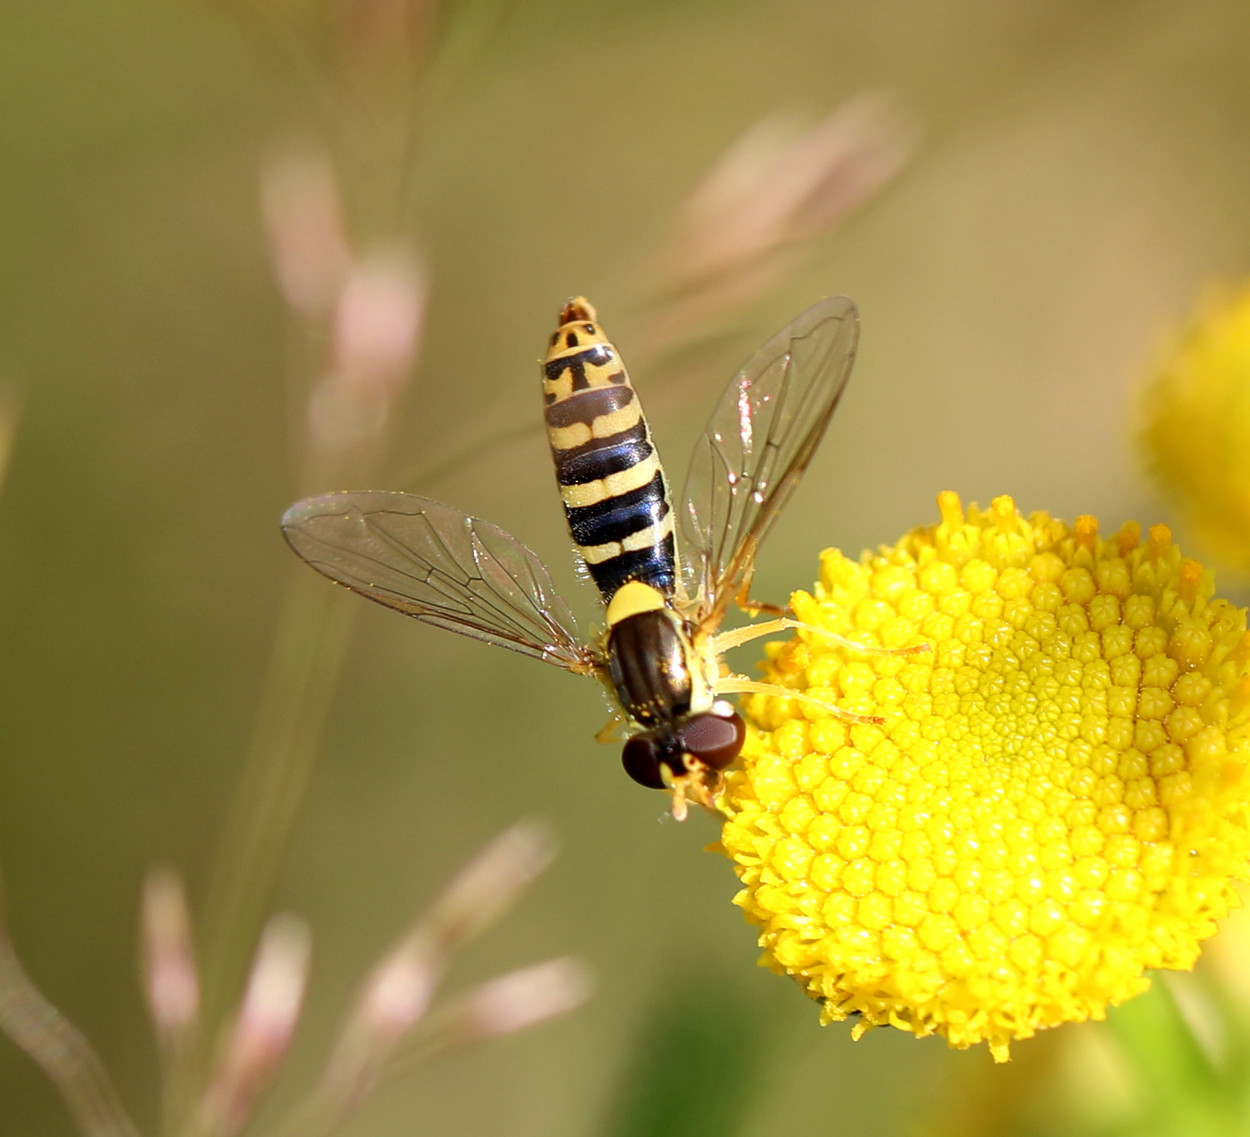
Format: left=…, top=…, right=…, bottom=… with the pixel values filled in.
left=1142, top=284, right=1250, bottom=569
left=718, top=493, right=1250, bottom=1061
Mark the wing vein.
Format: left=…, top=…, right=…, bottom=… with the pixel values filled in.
left=281, top=492, right=595, bottom=672
left=678, top=297, right=859, bottom=624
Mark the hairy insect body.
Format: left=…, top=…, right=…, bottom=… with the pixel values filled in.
left=541, top=299, right=676, bottom=602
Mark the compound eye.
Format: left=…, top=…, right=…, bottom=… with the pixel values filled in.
left=621, top=732, right=666, bottom=789
left=675, top=710, right=746, bottom=772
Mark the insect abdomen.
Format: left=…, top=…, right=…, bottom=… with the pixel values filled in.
left=542, top=298, right=676, bottom=601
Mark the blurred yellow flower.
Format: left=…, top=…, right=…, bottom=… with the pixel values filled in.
left=1142, top=284, right=1250, bottom=570
left=718, top=492, right=1250, bottom=1061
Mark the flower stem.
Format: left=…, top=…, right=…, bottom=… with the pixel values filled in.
left=0, top=871, right=141, bottom=1137
left=198, top=568, right=353, bottom=1044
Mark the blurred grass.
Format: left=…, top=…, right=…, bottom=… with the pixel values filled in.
left=6, top=0, right=1250, bottom=1134
left=598, top=979, right=765, bottom=1137
left=1104, top=982, right=1230, bottom=1137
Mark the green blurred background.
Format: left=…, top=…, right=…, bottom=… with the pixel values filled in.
left=4, top=1, right=1250, bottom=1134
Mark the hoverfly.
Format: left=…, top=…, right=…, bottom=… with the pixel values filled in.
left=282, top=295, right=888, bottom=819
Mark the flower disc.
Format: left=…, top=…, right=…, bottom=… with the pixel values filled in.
left=719, top=493, right=1250, bottom=1060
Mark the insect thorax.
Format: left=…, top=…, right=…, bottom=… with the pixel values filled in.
left=542, top=297, right=676, bottom=602
left=606, top=608, right=695, bottom=728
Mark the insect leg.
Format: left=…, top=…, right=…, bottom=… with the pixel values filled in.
left=662, top=769, right=724, bottom=822
left=712, top=677, right=885, bottom=726
left=596, top=709, right=630, bottom=743
left=713, top=618, right=930, bottom=657
left=712, top=617, right=791, bottom=653
left=732, top=562, right=787, bottom=617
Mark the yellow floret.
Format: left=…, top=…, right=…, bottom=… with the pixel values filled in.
left=717, top=492, right=1250, bottom=1061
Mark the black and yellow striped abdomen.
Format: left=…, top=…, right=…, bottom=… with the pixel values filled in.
left=542, top=298, right=676, bottom=602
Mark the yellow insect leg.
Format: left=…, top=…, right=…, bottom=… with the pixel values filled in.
left=713, top=618, right=930, bottom=657
left=712, top=676, right=885, bottom=726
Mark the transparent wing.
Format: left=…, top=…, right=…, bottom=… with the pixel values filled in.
left=679, top=296, right=859, bottom=624
left=281, top=491, right=598, bottom=673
